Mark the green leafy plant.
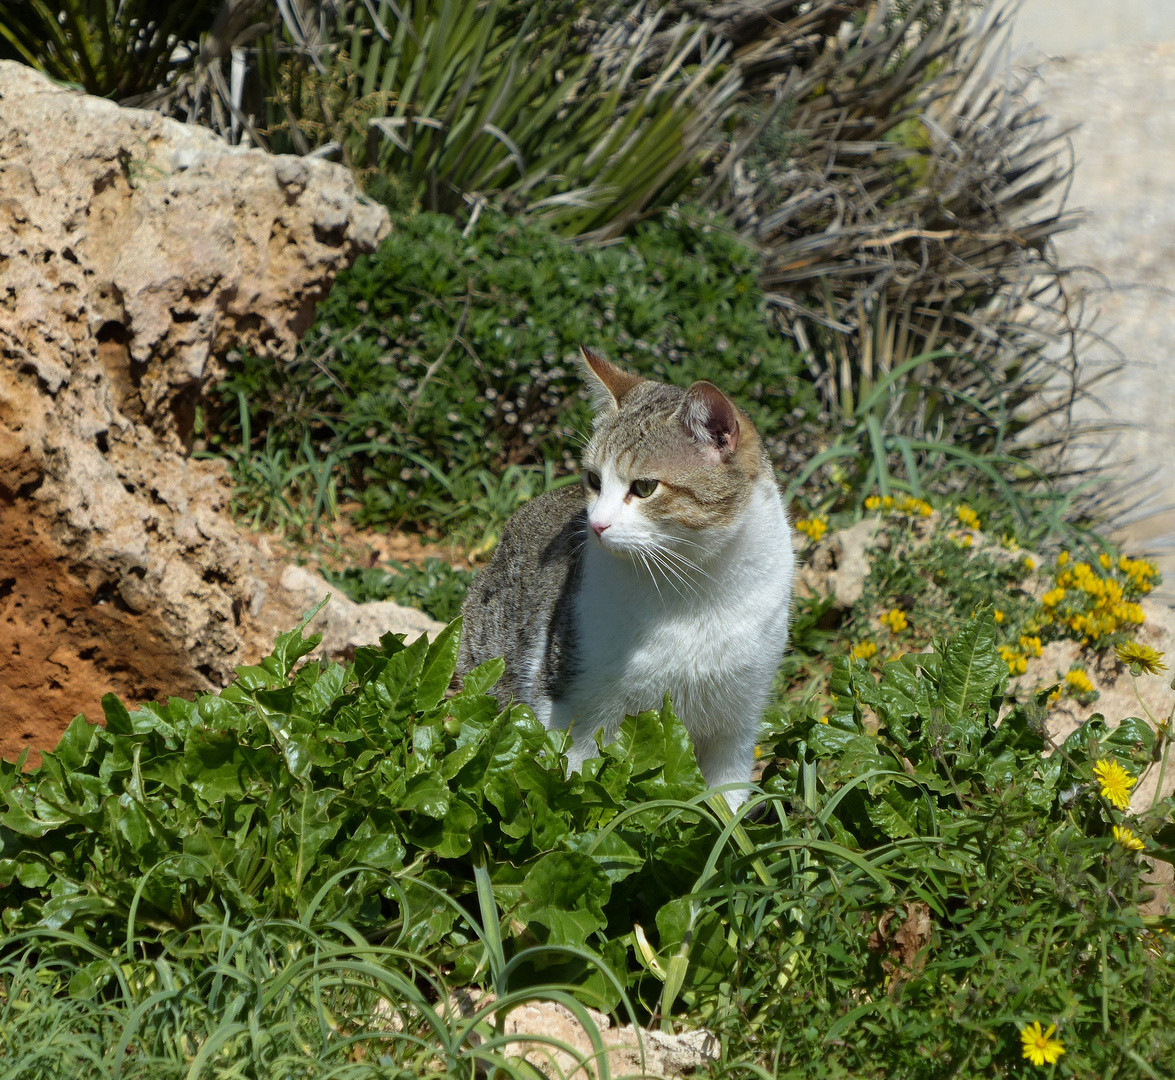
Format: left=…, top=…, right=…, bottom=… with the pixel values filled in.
left=3, top=603, right=1172, bottom=1078
left=0, top=603, right=769, bottom=1014
left=744, top=611, right=1175, bottom=1077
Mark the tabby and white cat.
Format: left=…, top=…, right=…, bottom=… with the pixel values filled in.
left=456, top=348, right=794, bottom=805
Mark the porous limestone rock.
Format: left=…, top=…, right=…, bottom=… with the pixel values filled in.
left=444, top=992, right=719, bottom=1080
left=795, top=517, right=887, bottom=611
left=0, top=61, right=404, bottom=763
left=277, top=565, right=443, bottom=658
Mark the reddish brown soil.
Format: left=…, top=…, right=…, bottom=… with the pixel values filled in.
left=0, top=492, right=203, bottom=767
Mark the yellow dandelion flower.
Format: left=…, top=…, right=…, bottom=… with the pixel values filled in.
left=1057, top=550, right=1069, bottom=566
left=1092, top=758, right=1137, bottom=811
left=1020, top=1022, right=1065, bottom=1067
left=993, top=609, right=1005, bottom=623
left=1114, top=642, right=1167, bottom=675
left=852, top=640, right=878, bottom=660
left=795, top=516, right=828, bottom=543
left=1113, top=825, right=1146, bottom=851
left=1065, top=668, right=1095, bottom=695
left=956, top=505, right=981, bottom=529
left=879, top=608, right=908, bottom=635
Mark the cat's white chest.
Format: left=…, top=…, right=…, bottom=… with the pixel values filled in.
left=547, top=483, right=793, bottom=750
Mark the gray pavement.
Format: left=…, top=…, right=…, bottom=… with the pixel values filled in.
left=1008, top=2, right=1175, bottom=585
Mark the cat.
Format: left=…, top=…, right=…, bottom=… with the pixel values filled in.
left=456, top=347, right=795, bottom=806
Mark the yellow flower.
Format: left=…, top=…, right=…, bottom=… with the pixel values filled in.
left=1020, top=1022, right=1065, bottom=1067
left=993, top=609, right=1005, bottom=623
left=998, top=645, right=1026, bottom=675
left=864, top=495, right=881, bottom=511
left=1057, top=550, right=1069, bottom=566
left=1047, top=688, right=1061, bottom=706
left=1113, top=825, right=1145, bottom=851
left=1023, top=555, right=1037, bottom=571
left=852, top=640, right=878, bottom=660
left=1065, top=668, right=1095, bottom=695
left=1020, top=635, right=1042, bottom=658
left=956, top=504, right=981, bottom=529
left=819, top=715, right=830, bottom=724
left=1041, top=587, right=1065, bottom=607
left=795, top=516, right=828, bottom=543
left=895, top=495, right=933, bottom=517
left=879, top=608, right=908, bottom=635
left=1120, top=602, right=1145, bottom=625
left=1114, top=642, right=1167, bottom=675
left=1092, top=758, right=1137, bottom=811
left=754, top=745, right=764, bottom=759
left=1099, top=552, right=1113, bottom=569
left=1002, top=534, right=1020, bottom=552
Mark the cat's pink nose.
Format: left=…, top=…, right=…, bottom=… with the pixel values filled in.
left=591, top=519, right=610, bottom=538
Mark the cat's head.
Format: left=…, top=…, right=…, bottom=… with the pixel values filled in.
left=577, top=347, right=766, bottom=562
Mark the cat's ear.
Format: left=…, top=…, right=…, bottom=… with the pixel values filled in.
left=578, top=346, right=643, bottom=413
left=679, top=381, right=740, bottom=461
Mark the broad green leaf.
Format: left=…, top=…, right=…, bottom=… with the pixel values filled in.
left=401, top=772, right=450, bottom=818
left=866, top=787, right=924, bottom=840
left=938, top=612, right=1003, bottom=730
left=655, top=898, right=735, bottom=998
left=183, top=728, right=247, bottom=802
left=614, top=709, right=667, bottom=778
left=563, top=829, right=643, bottom=883
left=516, top=851, right=608, bottom=949
left=264, top=599, right=327, bottom=679
left=416, top=618, right=462, bottom=710
left=54, top=714, right=99, bottom=771
left=101, top=693, right=134, bottom=736
left=460, top=656, right=505, bottom=697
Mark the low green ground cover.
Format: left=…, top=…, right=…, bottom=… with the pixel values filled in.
left=325, top=558, right=475, bottom=623
left=2, top=597, right=1172, bottom=1077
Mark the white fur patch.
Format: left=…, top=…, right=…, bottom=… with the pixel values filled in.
left=545, top=476, right=794, bottom=806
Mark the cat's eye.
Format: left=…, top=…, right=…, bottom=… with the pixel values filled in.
left=630, top=478, right=659, bottom=499
left=585, top=470, right=602, bottom=492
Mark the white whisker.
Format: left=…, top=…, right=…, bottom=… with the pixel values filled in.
left=646, top=546, right=692, bottom=601
left=652, top=542, right=716, bottom=588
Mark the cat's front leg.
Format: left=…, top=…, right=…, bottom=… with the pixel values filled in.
left=691, top=731, right=757, bottom=809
